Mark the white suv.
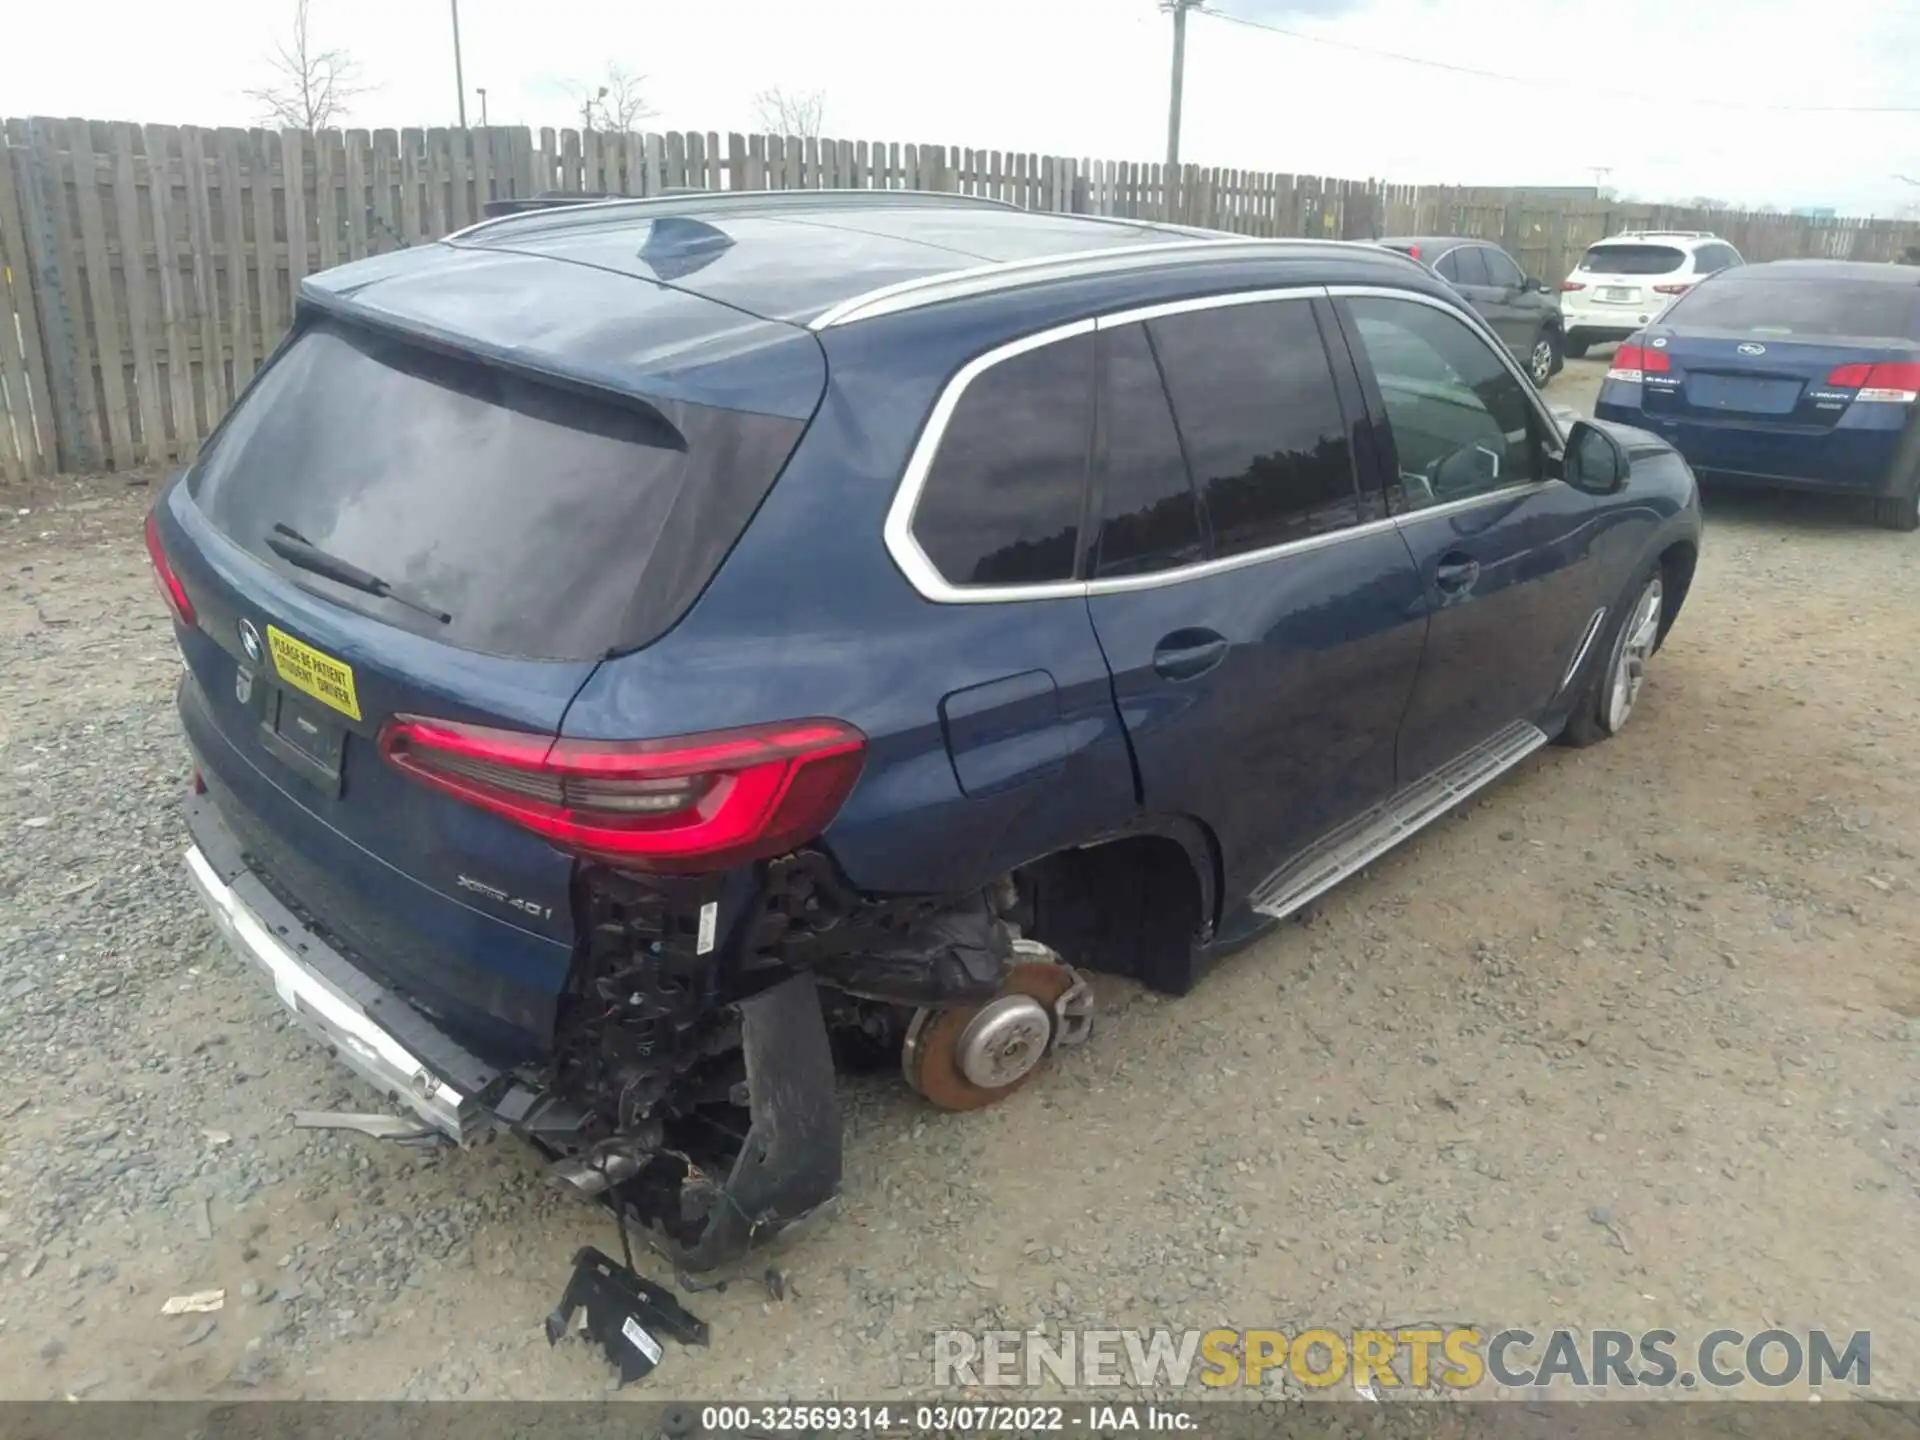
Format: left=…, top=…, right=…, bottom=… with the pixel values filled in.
left=1559, top=232, right=1744, bottom=356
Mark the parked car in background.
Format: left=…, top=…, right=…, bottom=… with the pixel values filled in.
left=150, top=193, right=1702, bottom=1276
left=1560, top=232, right=1744, bottom=356
left=1595, top=259, right=1920, bottom=530
left=1377, top=235, right=1565, bottom=386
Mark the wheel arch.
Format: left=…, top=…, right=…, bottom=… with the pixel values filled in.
left=1655, top=537, right=1698, bottom=644
left=1014, top=813, right=1221, bottom=996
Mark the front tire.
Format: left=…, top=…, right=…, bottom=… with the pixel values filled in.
left=1559, top=569, right=1664, bottom=748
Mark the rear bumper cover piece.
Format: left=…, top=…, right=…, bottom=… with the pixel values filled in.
left=183, top=792, right=500, bottom=1143
left=183, top=792, right=845, bottom=1274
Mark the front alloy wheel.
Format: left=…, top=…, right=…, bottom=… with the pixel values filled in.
left=1604, top=576, right=1664, bottom=733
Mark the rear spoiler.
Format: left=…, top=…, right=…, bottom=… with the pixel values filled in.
left=480, top=189, right=713, bottom=218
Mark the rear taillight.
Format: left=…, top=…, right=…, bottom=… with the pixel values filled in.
left=1829, top=361, right=1920, bottom=403
left=380, top=715, right=867, bottom=872
left=1651, top=282, right=1693, bottom=296
left=1607, top=343, right=1669, bottom=382
left=1558, top=280, right=1586, bottom=292
left=1407, top=244, right=1422, bottom=260
left=144, top=513, right=196, bottom=627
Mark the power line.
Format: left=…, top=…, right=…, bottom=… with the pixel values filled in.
left=1199, top=5, right=1920, bottom=115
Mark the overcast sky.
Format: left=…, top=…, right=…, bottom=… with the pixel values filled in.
left=3, top=0, right=1917, bottom=216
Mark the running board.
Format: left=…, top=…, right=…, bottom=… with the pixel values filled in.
left=1250, top=720, right=1549, bottom=920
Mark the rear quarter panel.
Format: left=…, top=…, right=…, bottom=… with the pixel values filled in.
left=559, top=301, right=1144, bottom=897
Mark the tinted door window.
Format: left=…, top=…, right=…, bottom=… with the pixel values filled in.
left=1148, top=299, right=1361, bottom=558
left=1482, top=247, right=1526, bottom=289
left=1433, top=250, right=1461, bottom=282
left=1093, top=323, right=1205, bottom=578
left=912, top=333, right=1094, bottom=587
left=1347, top=297, right=1545, bottom=510
left=1448, top=247, right=1492, bottom=287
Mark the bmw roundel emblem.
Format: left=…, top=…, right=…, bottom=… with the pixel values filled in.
left=238, top=618, right=263, bottom=664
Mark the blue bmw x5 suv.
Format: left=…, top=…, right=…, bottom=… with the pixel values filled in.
left=151, top=191, right=1702, bottom=1273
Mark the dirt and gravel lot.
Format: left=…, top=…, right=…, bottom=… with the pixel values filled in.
left=2, top=356, right=1918, bottom=1403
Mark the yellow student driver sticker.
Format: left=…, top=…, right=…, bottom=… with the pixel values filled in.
left=266, top=626, right=362, bottom=721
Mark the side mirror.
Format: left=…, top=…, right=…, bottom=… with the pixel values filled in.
left=1564, top=420, right=1630, bottom=494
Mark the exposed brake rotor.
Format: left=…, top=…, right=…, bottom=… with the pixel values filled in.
left=902, top=951, right=1093, bottom=1112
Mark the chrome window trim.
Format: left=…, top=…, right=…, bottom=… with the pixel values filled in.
left=887, top=287, right=1353, bottom=605
left=811, top=238, right=1328, bottom=330
left=885, top=280, right=1570, bottom=607
left=1392, top=480, right=1552, bottom=526
left=883, top=318, right=1098, bottom=606
left=1093, top=283, right=1326, bottom=330
left=444, top=188, right=1019, bottom=244
left=1085, top=515, right=1402, bottom=596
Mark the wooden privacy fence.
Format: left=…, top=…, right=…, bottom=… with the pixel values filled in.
left=3, top=116, right=1918, bottom=480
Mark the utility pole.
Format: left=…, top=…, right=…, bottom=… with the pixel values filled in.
left=1165, top=0, right=1203, bottom=170
left=450, top=0, right=468, bottom=127
left=476, top=87, right=488, bottom=126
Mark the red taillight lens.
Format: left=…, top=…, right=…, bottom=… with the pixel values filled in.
left=1827, top=363, right=1873, bottom=387
left=1558, top=280, right=1586, bottom=292
left=1607, top=342, right=1668, bottom=381
left=1651, top=282, right=1692, bottom=296
left=1407, top=244, right=1422, bottom=261
left=144, top=513, right=196, bottom=627
left=1848, top=361, right=1920, bottom=403
left=380, top=715, right=867, bottom=872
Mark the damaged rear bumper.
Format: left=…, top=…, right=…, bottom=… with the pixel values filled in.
left=183, top=793, right=503, bottom=1143
left=182, top=792, right=843, bottom=1273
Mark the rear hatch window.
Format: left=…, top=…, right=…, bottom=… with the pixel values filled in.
left=1580, top=244, right=1686, bottom=276
left=188, top=317, right=806, bottom=660
left=1661, top=279, right=1920, bottom=340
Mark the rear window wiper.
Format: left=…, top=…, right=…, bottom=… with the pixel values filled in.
left=264, top=523, right=452, bottom=625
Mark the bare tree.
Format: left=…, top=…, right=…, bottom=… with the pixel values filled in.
left=245, top=0, right=367, bottom=130
left=752, top=86, right=827, bottom=139
left=574, top=65, right=656, bottom=132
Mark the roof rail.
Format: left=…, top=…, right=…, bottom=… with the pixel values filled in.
left=809, top=237, right=1331, bottom=330
left=445, top=187, right=1021, bottom=243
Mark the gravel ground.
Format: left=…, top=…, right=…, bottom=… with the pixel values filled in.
left=2, top=356, right=1919, bottom=1402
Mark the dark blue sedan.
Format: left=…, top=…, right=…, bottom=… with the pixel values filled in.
left=1595, top=260, right=1920, bottom=529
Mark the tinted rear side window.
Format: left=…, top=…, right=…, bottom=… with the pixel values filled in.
left=1581, top=244, right=1686, bottom=275
left=1093, top=323, right=1205, bottom=579
left=190, top=318, right=805, bottom=660
left=1663, top=278, right=1920, bottom=339
left=1448, top=247, right=1491, bottom=287
left=1148, top=299, right=1360, bottom=557
left=912, top=332, right=1094, bottom=587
